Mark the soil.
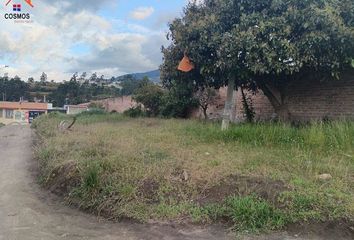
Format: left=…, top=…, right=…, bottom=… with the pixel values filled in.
left=45, top=161, right=81, bottom=196
left=198, top=175, right=291, bottom=206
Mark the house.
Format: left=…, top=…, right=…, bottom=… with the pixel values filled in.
left=0, top=101, right=52, bottom=125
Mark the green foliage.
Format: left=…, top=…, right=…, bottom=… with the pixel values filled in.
left=133, top=80, right=164, bottom=117
left=280, top=189, right=347, bottom=222
left=120, top=75, right=144, bottom=96
left=185, top=121, right=354, bottom=152
left=169, top=0, right=354, bottom=81
left=160, top=81, right=198, bottom=118
left=76, top=109, right=106, bottom=117
left=83, top=162, right=101, bottom=191
left=241, top=88, right=255, bottom=123
left=50, top=80, right=120, bottom=107
left=0, top=76, right=30, bottom=101
left=164, top=0, right=354, bottom=119
left=123, top=106, right=146, bottom=118
left=224, top=196, right=286, bottom=232
left=132, top=78, right=198, bottom=118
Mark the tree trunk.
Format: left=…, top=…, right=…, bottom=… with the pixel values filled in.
left=202, top=106, right=208, bottom=120
left=260, top=83, right=291, bottom=122
left=222, top=78, right=236, bottom=130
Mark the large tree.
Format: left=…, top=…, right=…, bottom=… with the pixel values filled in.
left=163, top=0, right=354, bottom=124
left=0, top=77, right=30, bottom=101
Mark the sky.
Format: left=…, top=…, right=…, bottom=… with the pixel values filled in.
left=0, top=0, right=194, bottom=81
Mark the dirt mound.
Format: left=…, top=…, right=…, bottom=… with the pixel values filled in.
left=138, top=179, right=160, bottom=204
left=286, top=220, right=354, bottom=240
left=44, top=161, right=81, bottom=196
left=198, top=175, right=291, bottom=206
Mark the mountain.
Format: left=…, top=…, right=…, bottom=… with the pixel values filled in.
left=116, top=70, right=160, bottom=83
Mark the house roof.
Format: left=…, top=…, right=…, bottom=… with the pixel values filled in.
left=0, top=101, right=49, bottom=110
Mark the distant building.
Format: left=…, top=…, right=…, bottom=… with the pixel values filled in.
left=64, top=104, right=89, bottom=115
left=0, top=101, right=53, bottom=125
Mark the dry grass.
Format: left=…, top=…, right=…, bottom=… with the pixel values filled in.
left=32, top=113, right=354, bottom=232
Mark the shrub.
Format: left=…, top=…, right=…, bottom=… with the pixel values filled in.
left=159, top=82, right=198, bottom=118
left=123, top=106, right=146, bottom=118
left=133, top=81, right=164, bottom=117
left=77, top=109, right=106, bottom=117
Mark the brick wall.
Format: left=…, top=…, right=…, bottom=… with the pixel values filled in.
left=192, top=70, right=354, bottom=121
left=92, top=96, right=137, bottom=113
left=285, top=71, right=354, bottom=121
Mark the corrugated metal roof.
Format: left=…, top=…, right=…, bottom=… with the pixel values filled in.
left=0, top=101, right=49, bottom=110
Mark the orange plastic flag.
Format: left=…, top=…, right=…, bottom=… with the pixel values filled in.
left=178, top=54, right=195, bottom=72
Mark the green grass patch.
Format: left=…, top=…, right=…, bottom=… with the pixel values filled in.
left=32, top=113, right=354, bottom=233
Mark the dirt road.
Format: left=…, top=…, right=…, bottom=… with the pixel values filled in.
left=0, top=125, right=231, bottom=240
left=0, top=125, right=352, bottom=240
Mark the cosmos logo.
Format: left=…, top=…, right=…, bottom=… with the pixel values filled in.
left=4, top=0, right=34, bottom=22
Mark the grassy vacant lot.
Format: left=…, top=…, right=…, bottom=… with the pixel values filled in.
left=33, top=112, right=354, bottom=233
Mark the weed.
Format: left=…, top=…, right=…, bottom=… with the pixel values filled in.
left=32, top=114, right=354, bottom=233
left=224, top=196, right=286, bottom=232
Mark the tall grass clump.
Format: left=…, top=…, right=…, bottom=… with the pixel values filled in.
left=224, top=195, right=286, bottom=232
left=185, top=121, right=354, bottom=153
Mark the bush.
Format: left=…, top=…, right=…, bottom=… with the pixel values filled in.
left=133, top=82, right=164, bottom=117
left=76, top=109, right=106, bottom=117
left=123, top=106, right=146, bottom=118
left=159, top=82, right=198, bottom=118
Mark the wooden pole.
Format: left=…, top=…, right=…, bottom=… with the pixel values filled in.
left=221, top=78, right=235, bottom=131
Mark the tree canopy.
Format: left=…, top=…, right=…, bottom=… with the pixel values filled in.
left=162, top=0, right=354, bottom=120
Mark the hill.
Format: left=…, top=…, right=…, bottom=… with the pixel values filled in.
left=116, top=70, right=160, bottom=83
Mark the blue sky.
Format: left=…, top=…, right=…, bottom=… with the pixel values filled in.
left=0, top=0, right=190, bottom=81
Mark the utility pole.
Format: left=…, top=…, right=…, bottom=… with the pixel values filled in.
left=221, top=78, right=236, bottom=131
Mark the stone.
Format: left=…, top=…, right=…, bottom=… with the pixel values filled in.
left=317, top=174, right=333, bottom=181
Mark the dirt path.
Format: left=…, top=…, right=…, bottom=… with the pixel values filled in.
left=0, top=125, right=352, bottom=240
left=0, top=126, right=231, bottom=240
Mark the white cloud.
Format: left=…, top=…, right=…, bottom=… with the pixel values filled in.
left=70, top=33, right=168, bottom=75
left=0, top=1, right=165, bottom=81
left=129, top=7, right=154, bottom=20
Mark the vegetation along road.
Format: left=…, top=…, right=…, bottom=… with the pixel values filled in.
left=0, top=125, right=229, bottom=240
left=1, top=114, right=353, bottom=239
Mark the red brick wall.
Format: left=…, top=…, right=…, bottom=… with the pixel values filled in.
left=92, top=96, right=137, bottom=113
left=192, top=70, right=354, bottom=121
left=235, top=90, right=274, bottom=122
left=285, top=71, right=354, bottom=121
